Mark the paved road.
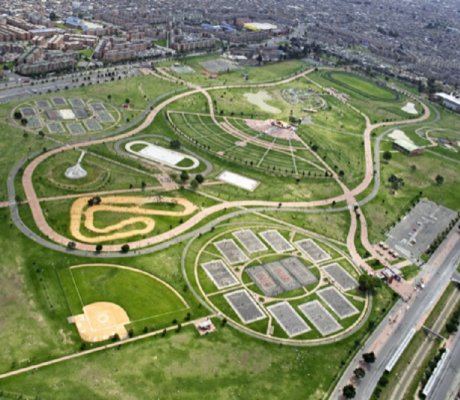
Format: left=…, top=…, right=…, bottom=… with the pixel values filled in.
left=330, top=223, right=460, bottom=399
left=430, top=327, right=460, bottom=399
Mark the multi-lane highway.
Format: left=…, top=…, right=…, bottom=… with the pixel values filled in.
left=331, top=223, right=460, bottom=399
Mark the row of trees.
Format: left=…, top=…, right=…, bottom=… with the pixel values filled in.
left=342, top=352, right=376, bottom=398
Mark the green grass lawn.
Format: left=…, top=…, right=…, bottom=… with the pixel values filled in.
left=60, top=265, right=188, bottom=328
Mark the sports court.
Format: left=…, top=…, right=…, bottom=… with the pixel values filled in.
left=84, top=119, right=103, bottom=131
left=69, top=98, right=86, bottom=108
left=36, top=99, right=51, bottom=109
left=224, top=289, right=266, bottom=324
left=280, top=257, right=318, bottom=286
left=323, top=263, right=358, bottom=291
left=317, top=287, right=359, bottom=319
left=233, top=229, right=267, bottom=253
left=20, top=106, right=36, bottom=116
left=47, top=121, right=65, bottom=134
left=295, top=239, right=331, bottom=262
left=260, top=230, right=294, bottom=253
left=67, top=122, right=86, bottom=134
left=246, top=265, right=281, bottom=297
left=200, top=58, right=239, bottom=73
left=217, top=171, right=260, bottom=191
left=52, top=97, right=67, bottom=106
left=73, top=108, right=89, bottom=119
left=214, top=239, right=249, bottom=265
left=201, top=260, right=239, bottom=290
left=299, top=300, right=342, bottom=336
left=265, top=261, right=300, bottom=292
left=267, top=302, right=310, bottom=337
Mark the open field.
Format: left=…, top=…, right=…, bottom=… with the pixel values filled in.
left=60, top=264, right=189, bottom=332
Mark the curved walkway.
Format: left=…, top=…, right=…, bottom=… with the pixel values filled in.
left=10, top=66, right=431, bottom=258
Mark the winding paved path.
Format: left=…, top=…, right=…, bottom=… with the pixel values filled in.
left=11, top=66, right=431, bottom=259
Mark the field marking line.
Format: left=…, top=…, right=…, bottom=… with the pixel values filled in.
left=69, top=268, right=85, bottom=309
left=289, top=139, right=298, bottom=175
left=70, top=263, right=190, bottom=308
left=256, top=137, right=277, bottom=167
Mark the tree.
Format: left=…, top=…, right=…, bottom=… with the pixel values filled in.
left=125, top=98, right=130, bottom=104
left=363, top=352, right=376, bottom=364
left=180, top=171, right=189, bottom=182
left=67, top=241, right=76, bottom=250
left=195, top=174, right=204, bottom=184
left=342, top=384, right=356, bottom=399
left=190, top=179, right=199, bottom=190
left=358, top=274, right=382, bottom=294
left=169, top=139, right=181, bottom=149
left=435, top=175, right=444, bottom=185
left=13, top=111, right=22, bottom=120
left=49, top=11, right=57, bottom=21
left=383, top=151, right=392, bottom=161
left=121, top=244, right=130, bottom=253
left=354, top=367, right=366, bottom=379
left=95, top=244, right=103, bottom=253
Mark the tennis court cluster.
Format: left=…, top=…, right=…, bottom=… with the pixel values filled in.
left=15, top=98, right=117, bottom=135
left=295, top=238, right=331, bottom=262
left=246, top=257, right=318, bottom=297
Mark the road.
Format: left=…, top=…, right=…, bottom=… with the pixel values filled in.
left=430, top=325, right=460, bottom=399
left=330, top=223, right=460, bottom=399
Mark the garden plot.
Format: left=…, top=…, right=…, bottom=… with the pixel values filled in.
left=214, top=239, right=249, bottom=265
left=217, top=171, right=259, bottom=191
left=201, top=260, right=238, bottom=290
left=295, top=239, right=331, bottom=263
left=317, top=287, right=359, bottom=319
left=260, top=230, right=294, bottom=253
left=267, top=302, right=310, bottom=337
left=36, top=100, right=51, bottom=110
left=224, top=289, right=266, bottom=324
left=233, top=229, right=267, bottom=253
left=52, top=97, right=67, bottom=106
left=21, top=106, right=36, bottom=117
left=69, top=98, right=85, bottom=108
left=84, top=119, right=102, bottom=131
left=67, top=122, right=86, bottom=135
left=27, top=116, right=43, bottom=129
left=299, top=300, right=342, bottom=336
left=246, top=265, right=282, bottom=297
left=47, top=121, right=65, bottom=134
left=323, top=263, right=358, bottom=291
left=280, top=257, right=318, bottom=286
left=125, top=140, right=200, bottom=171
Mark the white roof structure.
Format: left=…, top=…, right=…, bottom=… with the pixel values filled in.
left=435, top=92, right=460, bottom=106
left=394, top=138, right=420, bottom=152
